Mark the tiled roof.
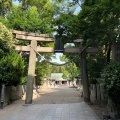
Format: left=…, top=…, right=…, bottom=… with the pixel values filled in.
left=49, top=73, right=67, bottom=81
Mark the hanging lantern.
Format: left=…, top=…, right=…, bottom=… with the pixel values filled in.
left=54, top=38, right=64, bottom=53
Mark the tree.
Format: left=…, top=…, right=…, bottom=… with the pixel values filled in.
left=77, top=0, right=120, bottom=63
left=60, top=55, right=79, bottom=80
left=87, top=51, right=106, bottom=84
left=2, top=1, right=56, bottom=84
left=7, top=5, right=52, bottom=33
left=50, top=64, right=65, bottom=73
left=36, top=61, right=52, bottom=85
left=0, top=0, right=12, bottom=16
left=53, top=13, right=80, bottom=42
left=0, top=23, right=26, bottom=86
left=52, top=0, right=80, bottom=42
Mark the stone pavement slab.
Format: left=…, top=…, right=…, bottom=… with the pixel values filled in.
left=1, top=102, right=100, bottom=120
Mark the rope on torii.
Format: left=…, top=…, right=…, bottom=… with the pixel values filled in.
left=29, top=43, right=90, bottom=66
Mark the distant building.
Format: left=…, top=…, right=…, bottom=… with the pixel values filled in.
left=49, top=73, right=67, bottom=85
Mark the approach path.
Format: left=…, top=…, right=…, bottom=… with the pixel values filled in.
left=0, top=85, right=103, bottom=120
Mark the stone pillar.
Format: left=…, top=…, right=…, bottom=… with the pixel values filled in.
left=80, top=50, right=90, bottom=102
left=97, top=84, right=100, bottom=100
left=112, top=41, right=117, bottom=61
left=93, top=84, right=97, bottom=99
left=100, top=84, right=104, bottom=101
left=25, top=40, right=37, bottom=104
left=112, top=41, right=120, bottom=61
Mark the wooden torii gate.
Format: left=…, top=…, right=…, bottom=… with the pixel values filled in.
left=13, top=30, right=98, bottom=104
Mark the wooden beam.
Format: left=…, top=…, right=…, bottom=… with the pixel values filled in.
left=73, top=39, right=83, bottom=43
left=64, top=48, right=98, bottom=53
left=16, top=34, right=54, bottom=42
left=15, top=46, right=30, bottom=51
left=12, top=30, right=53, bottom=38
left=15, top=46, right=98, bottom=53
left=37, top=47, right=54, bottom=53
left=63, top=39, right=83, bottom=43
left=86, top=48, right=98, bottom=53
left=15, top=46, right=54, bottom=53
left=64, top=48, right=80, bottom=53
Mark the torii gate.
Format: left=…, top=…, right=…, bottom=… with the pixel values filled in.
left=12, top=30, right=98, bottom=104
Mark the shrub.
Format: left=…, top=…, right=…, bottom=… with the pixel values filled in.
left=20, top=76, right=27, bottom=85
left=99, top=61, right=120, bottom=115
left=0, top=50, right=25, bottom=86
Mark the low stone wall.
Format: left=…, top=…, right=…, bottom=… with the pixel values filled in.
left=90, top=84, right=107, bottom=104
left=0, top=85, right=26, bottom=107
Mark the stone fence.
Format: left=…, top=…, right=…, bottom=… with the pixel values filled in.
left=90, top=84, right=107, bottom=104
left=0, top=85, right=26, bottom=107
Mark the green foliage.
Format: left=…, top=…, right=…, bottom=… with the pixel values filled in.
left=99, top=61, right=120, bottom=115
left=0, top=22, right=16, bottom=50
left=52, top=0, right=81, bottom=43
left=77, top=0, right=120, bottom=63
left=6, top=1, right=54, bottom=64
left=87, top=51, right=106, bottom=84
left=60, top=55, right=79, bottom=80
left=7, top=5, right=42, bottom=32
left=0, top=22, right=26, bottom=86
left=0, top=0, right=12, bottom=16
left=50, top=61, right=66, bottom=73
left=53, top=13, right=80, bottom=42
left=7, top=1, right=54, bottom=34
left=20, top=76, right=27, bottom=85
left=0, top=50, right=25, bottom=86
left=36, top=61, right=51, bottom=85
left=0, top=16, right=8, bottom=26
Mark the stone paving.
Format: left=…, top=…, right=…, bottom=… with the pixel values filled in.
left=0, top=86, right=100, bottom=120
left=2, top=102, right=100, bottom=120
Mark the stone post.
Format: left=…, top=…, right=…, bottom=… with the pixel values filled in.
left=112, top=41, right=117, bottom=61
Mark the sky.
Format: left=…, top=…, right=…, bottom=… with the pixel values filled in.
left=14, top=1, right=19, bottom=5
left=51, top=53, right=64, bottom=64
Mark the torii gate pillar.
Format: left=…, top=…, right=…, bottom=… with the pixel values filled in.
left=25, top=40, right=37, bottom=104
left=80, top=50, right=90, bottom=102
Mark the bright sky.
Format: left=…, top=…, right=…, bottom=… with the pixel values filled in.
left=14, top=1, right=19, bottom=5
left=51, top=53, right=64, bottom=64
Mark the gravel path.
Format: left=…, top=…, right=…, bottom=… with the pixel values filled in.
left=33, top=85, right=83, bottom=104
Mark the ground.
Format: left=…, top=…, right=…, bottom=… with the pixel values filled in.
left=90, top=104, right=107, bottom=120
left=29, top=85, right=107, bottom=120
left=0, top=84, right=107, bottom=120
